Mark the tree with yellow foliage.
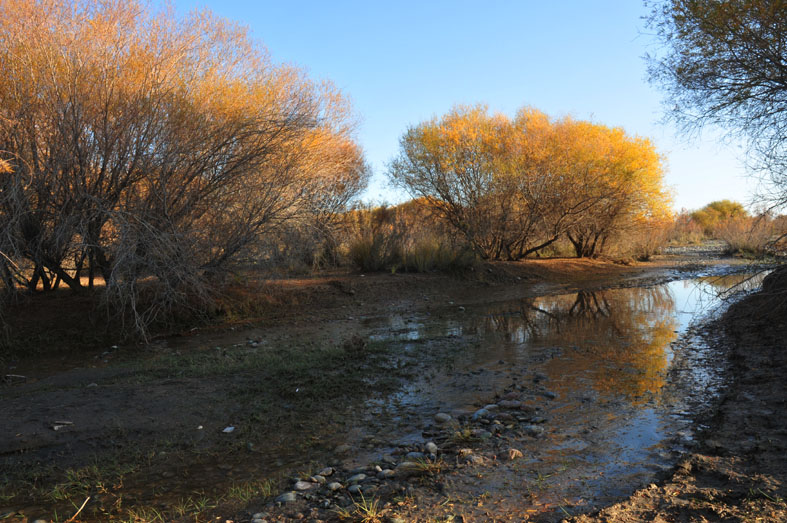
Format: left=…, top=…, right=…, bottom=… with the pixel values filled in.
left=388, top=105, right=671, bottom=260
left=0, top=0, right=367, bottom=334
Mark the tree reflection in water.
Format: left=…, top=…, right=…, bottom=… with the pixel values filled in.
left=478, top=286, right=678, bottom=405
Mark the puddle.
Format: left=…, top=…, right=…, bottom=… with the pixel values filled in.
left=346, top=269, right=766, bottom=516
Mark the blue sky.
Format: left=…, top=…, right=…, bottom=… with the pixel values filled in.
left=174, top=0, right=752, bottom=211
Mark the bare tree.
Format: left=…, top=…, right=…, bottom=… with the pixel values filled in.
left=647, top=0, right=787, bottom=210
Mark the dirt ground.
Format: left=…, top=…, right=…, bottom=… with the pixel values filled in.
left=1, top=251, right=785, bottom=522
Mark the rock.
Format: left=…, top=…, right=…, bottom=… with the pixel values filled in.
left=458, top=448, right=474, bottom=458
left=347, top=473, right=366, bottom=483
left=483, top=404, right=499, bottom=410
left=434, top=412, right=452, bottom=424
left=327, top=482, right=343, bottom=491
left=425, top=441, right=438, bottom=455
left=373, top=465, right=382, bottom=473
left=293, top=480, right=313, bottom=491
left=252, top=513, right=267, bottom=520
left=381, top=453, right=397, bottom=465
left=465, top=454, right=485, bottom=465
left=530, top=416, right=548, bottom=424
left=318, top=467, right=334, bottom=476
left=503, top=391, right=519, bottom=400
left=405, top=451, right=425, bottom=461
left=498, top=400, right=521, bottom=409
left=471, top=429, right=492, bottom=440
left=348, top=484, right=363, bottom=494
left=334, top=444, right=352, bottom=454
left=523, top=424, right=545, bottom=437
left=533, top=372, right=548, bottom=383
left=310, top=475, right=326, bottom=484
left=275, top=491, right=297, bottom=503
left=541, top=390, right=557, bottom=400
left=377, top=469, right=396, bottom=480
left=395, top=461, right=422, bottom=477
left=471, top=408, right=489, bottom=420
left=508, top=448, right=523, bottom=460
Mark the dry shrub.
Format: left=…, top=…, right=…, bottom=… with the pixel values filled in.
left=716, top=216, right=775, bottom=257
left=341, top=203, right=476, bottom=273
left=668, top=211, right=706, bottom=244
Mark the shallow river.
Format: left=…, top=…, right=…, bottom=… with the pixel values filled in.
left=340, top=269, right=764, bottom=516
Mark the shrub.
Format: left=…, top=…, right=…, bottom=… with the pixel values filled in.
left=716, top=216, right=775, bottom=257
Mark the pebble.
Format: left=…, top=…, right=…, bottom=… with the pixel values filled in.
left=542, top=390, right=557, bottom=399
left=471, top=408, right=490, bottom=420
left=377, top=469, right=395, bottom=479
left=347, top=484, right=363, bottom=494
left=293, top=480, right=313, bottom=491
left=347, top=473, right=366, bottom=483
left=395, top=461, right=422, bottom=476
left=275, top=491, right=297, bottom=503
left=405, top=451, right=425, bottom=460
left=381, top=453, right=397, bottom=465
left=425, top=441, right=438, bottom=455
left=523, top=424, right=545, bottom=437
left=465, top=454, right=485, bottom=465
left=498, top=400, right=521, bottom=409
left=471, top=429, right=493, bottom=439
left=335, top=444, right=352, bottom=454
left=252, top=513, right=267, bottom=520
left=483, top=404, right=499, bottom=410
left=318, top=467, right=334, bottom=476
left=434, top=413, right=452, bottom=423
left=327, top=482, right=343, bottom=491
left=458, top=448, right=473, bottom=458
left=310, top=475, right=326, bottom=484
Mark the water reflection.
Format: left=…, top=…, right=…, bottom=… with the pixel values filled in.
left=475, top=287, right=677, bottom=404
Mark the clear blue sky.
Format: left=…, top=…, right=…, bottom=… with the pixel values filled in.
left=174, top=0, right=753, bottom=211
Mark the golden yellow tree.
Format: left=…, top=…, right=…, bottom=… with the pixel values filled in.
left=388, top=105, right=671, bottom=260
left=0, top=0, right=367, bottom=333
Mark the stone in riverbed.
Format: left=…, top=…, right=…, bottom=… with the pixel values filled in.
left=395, top=461, right=422, bottom=477
left=523, top=424, right=545, bottom=437
left=293, top=480, right=313, bottom=491
left=347, top=473, right=366, bottom=483
left=377, top=469, right=395, bottom=480
left=498, top=400, right=521, bottom=409
left=327, top=482, right=343, bottom=491
left=434, top=413, right=452, bottom=424
left=405, top=451, right=425, bottom=461
left=275, top=491, right=297, bottom=503
left=425, top=441, right=438, bottom=455
left=310, top=475, right=326, bottom=484
left=348, top=484, right=363, bottom=494
left=471, top=408, right=490, bottom=420
left=334, top=444, right=352, bottom=454
left=318, top=467, right=334, bottom=476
